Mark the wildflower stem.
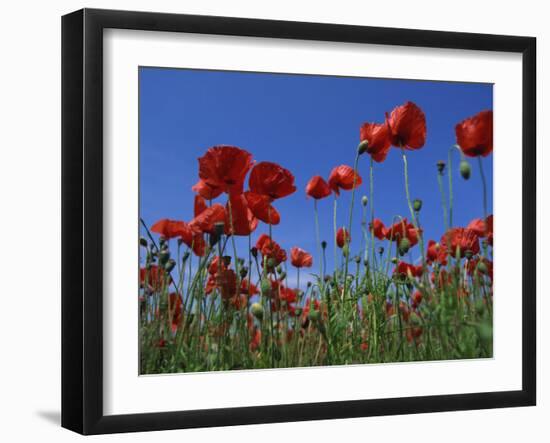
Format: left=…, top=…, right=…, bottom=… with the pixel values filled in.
left=477, top=156, right=489, bottom=257
left=343, top=149, right=361, bottom=300
left=314, top=199, right=323, bottom=288
left=369, top=158, right=376, bottom=281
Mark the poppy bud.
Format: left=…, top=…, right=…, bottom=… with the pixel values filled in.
left=309, top=310, right=320, bottom=321
left=276, top=265, right=282, bottom=274
left=240, top=266, right=248, bottom=279
left=437, top=160, right=446, bottom=174
left=214, top=222, right=225, bottom=237
left=361, top=196, right=368, bottom=207
left=158, top=249, right=170, bottom=265
left=460, top=160, right=471, bottom=180
left=250, top=247, right=258, bottom=258
left=354, top=255, right=361, bottom=264
left=267, top=258, right=277, bottom=269
left=182, top=251, right=190, bottom=264
left=294, top=307, right=303, bottom=316
left=307, top=281, right=312, bottom=288
left=139, top=237, right=148, bottom=247
left=324, top=275, right=331, bottom=283
left=159, top=236, right=167, bottom=247
left=278, top=272, right=287, bottom=281
left=378, top=246, right=385, bottom=256
left=391, top=257, right=398, bottom=264
left=321, top=240, right=327, bottom=250
left=465, top=250, right=473, bottom=260
left=357, top=140, right=369, bottom=155
left=477, top=261, right=488, bottom=274
left=164, top=258, right=176, bottom=273
left=398, top=238, right=411, bottom=255
left=413, top=199, right=422, bottom=212
left=342, top=244, right=349, bottom=257
left=363, top=259, right=369, bottom=267
left=251, top=302, right=264, bottom=320
left=222, top=256, right=232, bottom=267
left=260, top=278, right=272, bottom=296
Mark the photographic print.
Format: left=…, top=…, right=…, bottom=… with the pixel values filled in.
left=138, top=67, right=493, bottom=375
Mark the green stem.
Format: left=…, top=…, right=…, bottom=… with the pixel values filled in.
left=343, top=149, right=361, bottom=299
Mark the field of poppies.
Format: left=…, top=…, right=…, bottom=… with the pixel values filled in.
left=139, top=101, right=493, bottom=374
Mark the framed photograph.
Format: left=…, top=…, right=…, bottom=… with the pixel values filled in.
left=62, top=8, right=536, bottom=435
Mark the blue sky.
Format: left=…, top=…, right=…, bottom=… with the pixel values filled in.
left=139, top=67, right=492, bottom=286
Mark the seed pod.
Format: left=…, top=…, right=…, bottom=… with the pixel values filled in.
left=342, top=244, right=350, bottom=258
left=276, top=265, right=283, bottom=274
left=477, top=261, right=489, bottom=274
left=260, top=278, right=272, bottom=296
left=413, top=198, right=422, bottom=212
left=354, top=255, right=361, bottom=264
left=250, top=302, right=264, bottom=320
left=398, top=237, right=411, bottom=255
left=460, top=160, right=471, bottom=180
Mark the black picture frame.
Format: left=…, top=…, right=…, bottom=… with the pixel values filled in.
left=62, top=8, right=536, bottom=435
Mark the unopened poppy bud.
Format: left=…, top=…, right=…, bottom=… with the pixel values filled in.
left=363, top=259, right=369, bottom=267
left=460, top=160, right=471, bottom=180
left=251, top=302, right=264, bottom=320
left=342, top=244, right=350, bottom=257
left=307, top=281, right=312, bottom=288
left=164, top=258, right=176, bottom=273
left=139, top=237, right=148, bottom=247
left=324, top=275, right=331, bottom=283
left=354, top=255, right=361, bottom=264
left=276, top=265, right=283, bottom=274
left=294, top=307, right=303, bottom=316
left=159, top=236, right=167, bottom=247
left=391, top=257, right=398, bottom=264
left=437, top=160, right=446, bottom=174
left=250, top=247, right=258, bottom=258
left=260, top=278, right=272, bottom=296
left=240, top=266, right=248, bottom=279
left=398, top=238, right=411, bottom=255
left=378, top=246, right=384, bottom=256
left=181, top=251, right=190, bottom=264
left=357, top=140, right=369, bottom=155
left=267, top=258, right=277, bottom=269
left=321, top=240, right=327, bottom=250
left=361, top=196, right=368, bottom=207
left=278, top=272, right=287, bottom=281
left=158, top=249, right=170, bottom=265
left=413, top=199, right=422, bottom=212
left=214, top=222, right=225, bottom=237
left=222, top=256, right=232, bottom=267
left=309, top=310, right=320, bottom=321
left=465, top=250, right=474, bottom=260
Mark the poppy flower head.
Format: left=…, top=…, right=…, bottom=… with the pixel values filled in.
left=305, top=175, right=331, bottom=200
left=249, top=161, right=296, bottom=200
left=225, top=194, right=259, bottom=236
left=467, top=257, right=494, bottom=280
left=151, top=219, right=188, bottom=240
left=169, top=292, right=183, bottom=334
left=426, top=239, right=442, bottom=264
left=328, top=165, right=363, bottom=196
left=455, top=110, right=493, bottom=157
left=466, top=217, right=486, bottom=237
left=440, top=227, right=480, bottom=258
left=198, top=145, right=254, bottom=196
left=205, top=267, right=238, bottom=300
left=255, top=234, right=287, bottom=268
left=192, top=179, right=223, bottom=200
left=240, top=279, right=259, bottom=297
left=384, top=219, right=420, bottom=247
left=386, top=101, right=427, bottom=150
left=189, top=203, right=226, bottom=234
left=485, top=214, right=493, bottom=246
left=244, top=191, right=280, bottom=225
left=369, top=218, right=388, bottom=240
left=393, top=261, right=423, bottom=279
left=290, top=247, right=313, bottom=268
left=140, top=265, right=167, bottom=292
left=359, top=121, right=392, bottom=162
left=336, top=227, right=351, bottom=248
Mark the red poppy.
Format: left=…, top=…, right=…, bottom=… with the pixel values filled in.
left=440, top=227, right=480, bottom=258
left=359, top=121, right=392, bottom=162
left=181, top=229, right=206, bottom=257
left=336, top=227, right=351, bottom=248
left=248, top=161, right=296, bottom=200
left=486, top=215, right=493, bottom=246
left=140, top=265, right=167, bottom=292
left=302, top=298, right=321, bottom=322
left=426, top=239, right=446, bottom=265
left=150, top=218, right=188, bottom=239
left=466, top=218, right=486, bottom=237
left=279, top=286, right=298, bottom=304
left=411, top=290, right=423, bottom=308
left=290, top=247, right=313, bottom=268
left=467, top=257, right=493, bottom=280
left=256, top=234, right=287, bottom=267
left=328, top=165, right=362, bottom=196
left=369, top=219, right=388, bottom=240
left=189, top=203, right=226, bottom=234
left=192, top=179, right=223, bottom=200
left=385, top=219, right=420, bottom=246
left=194, top=195, right=208, bottom=218
left=431, top=269, right=452, bottom=289
left=386, top=101, right=427, bottom=150
left=205, top=267, right=237, bottom=300
left=225, top=194, right=259, bottom=236
left=394, top=261, right=423, bottom=278
left=208, top=255, right=230, bottom=275
left=305, top=175, right=331, bottom=199
left=198, top=145, right=254, bottom=195
left=360, top=342, right=369, bottom=352
left=244, top=191, right=280, bottom=225
left=455, top=110, right=493, bottom=157
left=399, top=301, right=411, bottom=322
left=240, top=279, right=259, bottom=297
left=169, top=292, right=183, bottom=334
